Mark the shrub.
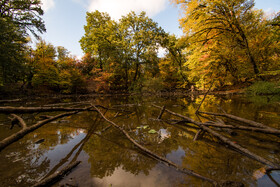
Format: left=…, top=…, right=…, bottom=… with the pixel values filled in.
left=246, top=81, right=280, bottom=95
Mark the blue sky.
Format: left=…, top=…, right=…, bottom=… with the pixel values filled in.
left=39, top=0, right=280, bottom=58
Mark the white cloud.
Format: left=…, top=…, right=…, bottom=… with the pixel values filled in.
left=41, top=0, right=55, bottom=12
left=88, top=0, right=168, bottom=20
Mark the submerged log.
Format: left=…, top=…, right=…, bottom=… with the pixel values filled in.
left=33, top=161, right=81, bottom=187
left=152, top=104, right=280, bottom=168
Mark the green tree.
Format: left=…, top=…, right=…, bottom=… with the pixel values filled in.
left=0, top=0, right=45, bottom=86
left=80, top=10, right=165, bottom=92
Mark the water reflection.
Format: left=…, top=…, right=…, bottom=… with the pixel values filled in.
left=0, top=95, right=279, bottom=186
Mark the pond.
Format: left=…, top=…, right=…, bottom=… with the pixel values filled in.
left=0, top=94, right=279, bottom=186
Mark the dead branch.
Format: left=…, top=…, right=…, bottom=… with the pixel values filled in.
left=93, top=105, right=218, bottom=185
left=157, top=106, right=166, bottom=119
left=10, top=114, right=27, bottom=129
left=152, top=104, right=280, bottom=168
left=195, top=82, right=214, bottom=114
left=193, top=129, right=203, bottom=141
left=199, top=111, right=280, bottom=132
left=32, top=161, right=81, bottom=187
left=0, top=111, right=79, bottom=152
left=0, top=106, right=95, bottom=114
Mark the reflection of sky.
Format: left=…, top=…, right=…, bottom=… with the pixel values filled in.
left=257, top=171, right=280, bottom=187
left=36, top=132, right=86, bottom=168
left=62, top=150, right=188, bottom=187
left=166, top=146, right=185, bottom=166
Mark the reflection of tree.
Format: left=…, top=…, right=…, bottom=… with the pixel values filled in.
left=0, top=135, right=50, bottom=187
left=84, top=130, right=157, bottom=178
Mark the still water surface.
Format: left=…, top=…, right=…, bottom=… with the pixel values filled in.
left=0, top=94, right=279, bottom=186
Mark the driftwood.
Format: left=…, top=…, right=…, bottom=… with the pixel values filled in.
left=0, top=111, right=79, bottom=152
left=93, top=105, right=218, bottom=185
left=32, top=161, right=81, bottom=187
left=0, top=106, right=95, bottom=114
left=152, top=104, right=280, bottom=168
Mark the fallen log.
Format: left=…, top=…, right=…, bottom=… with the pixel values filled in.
left=0, top=99, right=22, bottom=104
left=152, top=104, right=280, bottom=168
left=199, top=111, right=280, bottom=132
left=32, top=161, right=81, bottom=187
left=43, top=101, right=91, bottom=107
left=0, top=106, right=95, bottom=114
left=0, top=111, right=79, bottom=152
left=93, top=105, right=218, bottom=185
left=202, top=121, right=280, bottom=135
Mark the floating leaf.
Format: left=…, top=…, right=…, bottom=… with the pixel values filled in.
left=143, top=125, right=149, bottom=129
left=148, top=129, right=157, bottom=134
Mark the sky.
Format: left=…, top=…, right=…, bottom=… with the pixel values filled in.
left=38, top=0, right=280, bottom=59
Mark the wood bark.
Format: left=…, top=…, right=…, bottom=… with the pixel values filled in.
left=0, top=111, right=79, bottom=152
left=32, top=161, right=81, bottom=187
left=93, top=105, right=218, bottom=185
left=152, top=104, right=280, bottom=168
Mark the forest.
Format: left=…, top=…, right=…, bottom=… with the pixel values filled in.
left=0, top=0, right=279, bottom=96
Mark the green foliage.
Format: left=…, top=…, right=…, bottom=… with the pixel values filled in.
left=0, top=0, right=45, bottom=86
left=246, top=81, right=280, bottom=95
left=142, top=77, right=164, bottom=93
left=80, top=10, right=166, bottom=92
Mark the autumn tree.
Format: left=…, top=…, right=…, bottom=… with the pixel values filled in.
left=172, top=0, right=280, bottom=88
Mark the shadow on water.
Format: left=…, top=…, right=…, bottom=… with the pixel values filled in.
left=0, top=94, right=279, bottom=186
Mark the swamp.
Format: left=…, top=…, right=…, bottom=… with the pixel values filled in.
left=0, top=94, right=279, bottom=186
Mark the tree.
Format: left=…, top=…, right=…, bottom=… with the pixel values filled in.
left=0, top=0, right=45, bottom=37
left=0, top=0, right=45, bottom=86
left=172, top=0, right=280, bottom=87
left=80, top=10, right=165, bottom=91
